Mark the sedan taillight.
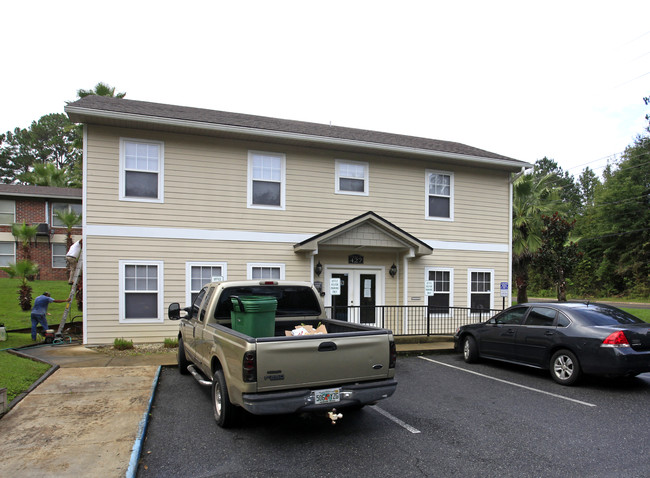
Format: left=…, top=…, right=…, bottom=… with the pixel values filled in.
left=601, top=330, right=631, bottom=348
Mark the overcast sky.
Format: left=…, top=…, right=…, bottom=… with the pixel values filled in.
left=2, top=1, right=649, bottom=177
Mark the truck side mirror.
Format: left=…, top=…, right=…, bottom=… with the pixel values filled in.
left=168, top=303, right=182, bottom=320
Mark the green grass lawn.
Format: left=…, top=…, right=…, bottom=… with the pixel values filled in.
left=0, top=332, right=53, bottom=404
left=0, top=278, right=80, bottom=331
left=622, top=308, right=650, bottom=323
left=0, top=350, right=51, bottom=403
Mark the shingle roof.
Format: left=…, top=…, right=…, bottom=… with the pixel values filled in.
left=0, top=184, right=82, bottom=200
left=65, top=96, right=529, bottom=167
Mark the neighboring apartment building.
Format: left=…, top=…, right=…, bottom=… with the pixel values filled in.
left=0, top=184, right=82, bottom=280
left=65, top=96, right=531, bottom=345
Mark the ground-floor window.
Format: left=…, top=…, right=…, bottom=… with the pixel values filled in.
left=52, top=243, right=67, bottom=268
left=426, top=268, right=453, bottom=314
left=0, top=242, right=14, bottom=267
left=119, top=260, right=164, bottom=323
left=186, top=262, right=227, bottom=304
left=468, top=269, right=494, bottom=313
left=247, top=263, right=284, bottom=280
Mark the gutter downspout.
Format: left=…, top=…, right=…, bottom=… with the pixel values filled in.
left=508, top=167, right=525, bottom=307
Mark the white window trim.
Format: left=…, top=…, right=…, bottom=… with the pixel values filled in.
left=467, top=268, right=494, bottom=314
left=0, top=199, right=16, bottom=225
left=185, top=261, right=228, bottom=305
left=247, top=150, right=286, bottom=210
left=119, top=260, right=164, bottom=323
left=247, top=262, right=285, bottom=280
left=425, top=267, right=454, bottom=314
left=335, top=159, right=369, bottom=196
left=52, top=243, right=67, bottom=269
left=119, top=138, right=164, bottom=203
left=425, top=169, right=454, bottom=222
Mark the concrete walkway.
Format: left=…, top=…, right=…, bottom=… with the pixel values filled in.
left=0, top=338, right=453, bottom=477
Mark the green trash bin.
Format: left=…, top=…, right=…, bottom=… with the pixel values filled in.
left=230, top=296, right=278, bottom=338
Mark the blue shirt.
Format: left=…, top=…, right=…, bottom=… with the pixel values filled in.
left=32, top=295, right=54, bottom=316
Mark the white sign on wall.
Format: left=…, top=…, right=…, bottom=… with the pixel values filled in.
left=425, top=280, right=435, bottom=296
left=330, top=278, right=341, bottom=295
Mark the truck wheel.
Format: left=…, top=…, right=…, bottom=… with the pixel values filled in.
left=212, top=369, right=238, bottom=428
left=178, top=337, right=190, bottom=375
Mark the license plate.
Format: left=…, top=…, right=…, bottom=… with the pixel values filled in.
left=314, top=388, right=340, bottom=405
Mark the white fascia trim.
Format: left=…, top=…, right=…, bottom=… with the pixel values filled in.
left=65, top=106, right=530, bottom=170
left=424, top=240, right=508, bottom=253
left=86, top=224, right=510, bottom=252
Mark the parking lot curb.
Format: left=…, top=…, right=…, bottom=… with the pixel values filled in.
left=127, top=365, right=161, bottom=478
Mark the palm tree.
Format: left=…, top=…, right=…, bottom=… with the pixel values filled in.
left=512, top=173, right=558, bottom=303
left=71, top=82, right=127, bottom=152
left=3, top=260, right=40, bottom=310
left=54, top=209, right=82, bottom=250
left=77, top=82, right=126, bottom=99
left=17, top=163, right=71, bottom=187
left=11, top=221, right=38, bottom=261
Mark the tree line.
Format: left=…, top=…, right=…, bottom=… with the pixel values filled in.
left=0, top=82, right=125, bottom=186
left=514, top=98, right=649, bottom=301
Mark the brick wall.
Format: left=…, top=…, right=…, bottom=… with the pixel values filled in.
left=0, top=197, right=82, bottom=281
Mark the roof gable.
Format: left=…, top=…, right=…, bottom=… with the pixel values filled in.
left=294, top=211, right=433, bottom=257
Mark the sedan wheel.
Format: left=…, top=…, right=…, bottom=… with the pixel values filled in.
left=463, top=336, right=479, bottom=363
left=550, top=349, right=580, bottom=386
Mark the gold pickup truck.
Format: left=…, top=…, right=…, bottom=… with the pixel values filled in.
left=168, top=280, right=397, bottom=427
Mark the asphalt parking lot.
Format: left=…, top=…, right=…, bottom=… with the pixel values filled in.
left=138, top=355, right=650, bottom=477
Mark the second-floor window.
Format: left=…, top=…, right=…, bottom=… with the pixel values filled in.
left=336, top=160, right=368, bottom=195
left=248, top=151, right=285, bottom=209
left=426, top=170, right=453, bottom=220
left=52, top=202, right=82, bottom=227
left=120, top=139, right=164, bottom=202
left=0, top=200, right=15, bottom=225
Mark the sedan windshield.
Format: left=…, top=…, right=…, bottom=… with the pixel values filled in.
left=571, top=305, right=644, bottom=326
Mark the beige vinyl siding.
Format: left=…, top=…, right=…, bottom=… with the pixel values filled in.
left=86, top=125, right=510, bottom=244
left=85, top=236, right=318, bottom=344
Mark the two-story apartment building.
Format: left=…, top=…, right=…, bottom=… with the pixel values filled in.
left=65, top=96, right=531, bottom=345
left=0, top=184, right=82, bottom=280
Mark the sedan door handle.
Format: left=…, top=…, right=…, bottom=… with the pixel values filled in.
left=545, top=331, right=555, bottom=336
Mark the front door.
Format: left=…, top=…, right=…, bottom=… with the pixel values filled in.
left=327, top=268, right=382, bottom=326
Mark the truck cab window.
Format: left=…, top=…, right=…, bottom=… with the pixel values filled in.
left=191, top=287, right=207, bottom=320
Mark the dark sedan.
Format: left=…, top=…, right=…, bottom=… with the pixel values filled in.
left=454, top=302, right=650, bottom=385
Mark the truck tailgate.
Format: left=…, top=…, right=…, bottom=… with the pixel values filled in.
left=255, top=333, right=391, bottom=392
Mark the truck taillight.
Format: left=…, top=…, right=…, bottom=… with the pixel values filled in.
left=389, top=340, right=397, bottom=368
left=243, top=351, right=257, bottom=382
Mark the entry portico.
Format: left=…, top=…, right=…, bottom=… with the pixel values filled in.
left=295, top=211, right=432, bottom=327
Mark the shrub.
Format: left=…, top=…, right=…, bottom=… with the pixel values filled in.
left=113, top=337, right=134, bottom=350
left=163, top=337, right=178, bottom=348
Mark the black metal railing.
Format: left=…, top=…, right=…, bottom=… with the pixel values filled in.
left=324, top=305, right=503, bottom=336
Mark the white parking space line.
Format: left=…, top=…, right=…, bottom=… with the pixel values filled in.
left=418, top=356, right=597, bottom=408
left=370, top=405, right=421, bottom=434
